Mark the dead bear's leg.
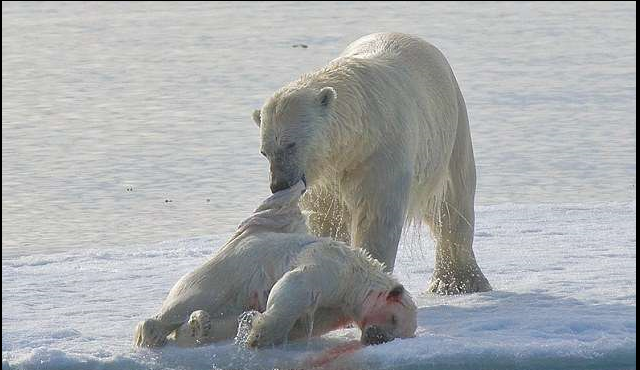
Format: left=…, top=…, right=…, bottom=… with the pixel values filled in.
left=133, top=318, right=178, bottom=347
left=173, top=310, right=241, bottom=346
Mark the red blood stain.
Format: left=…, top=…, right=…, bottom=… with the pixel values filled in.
left=304, top=340, right=363, bottom=368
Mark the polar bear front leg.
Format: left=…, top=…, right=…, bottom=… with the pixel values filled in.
left=287, top=307, right=352, bottom=340
left=345, top=159, right=411, bottom=271
left=245, top=268, right=324, bottom=348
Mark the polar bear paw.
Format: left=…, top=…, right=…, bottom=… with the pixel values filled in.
left=428, top=269, right=492, bottom=295
left=134, top=318, right=167, bottom=347
left=188, top=310, right=211, bottom=343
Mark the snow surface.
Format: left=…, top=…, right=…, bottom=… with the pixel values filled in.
left=2, top=202, right=636, bottom=370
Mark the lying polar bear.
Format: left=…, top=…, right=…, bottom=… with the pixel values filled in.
left=134, top=181, right=417, bottom=348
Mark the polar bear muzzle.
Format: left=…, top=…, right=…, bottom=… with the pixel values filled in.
left=269, top=155, right=305, bottom=193
left=361, top=325, right=394, bottom=345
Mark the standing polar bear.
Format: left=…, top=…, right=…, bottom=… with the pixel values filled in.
left=252, top=32, right=490, bottom=294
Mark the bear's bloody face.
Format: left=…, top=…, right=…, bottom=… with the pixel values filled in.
left=358, top=285, right=417, bottom=345
left=253, top=87, right=337, bottom=193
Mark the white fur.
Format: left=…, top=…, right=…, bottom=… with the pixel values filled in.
left=254, top=32, right=490, bottom=293
left=134, top=182, right=416, bottom=347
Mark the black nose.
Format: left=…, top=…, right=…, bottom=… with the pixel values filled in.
left=361, top=325, right=393, bottom=346
left=270, top=180, right=290, bottom=193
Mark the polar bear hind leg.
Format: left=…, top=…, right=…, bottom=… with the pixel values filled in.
left=425, top=91, right=491, bottom=294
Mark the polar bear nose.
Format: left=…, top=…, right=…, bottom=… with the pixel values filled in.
left=270, top=180, right=291, bottom=193
left=361, top=325, right=394, bottom=345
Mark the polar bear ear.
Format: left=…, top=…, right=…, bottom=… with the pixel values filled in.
left=317, top=87, right=337, bottom=108
left=252, top=109, right=262, bottom=127
left=387, top=284, right=405, bottom=302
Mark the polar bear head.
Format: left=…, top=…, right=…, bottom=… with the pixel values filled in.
left=358, top=284, right=417, bottom=345
left=253, top=86, right=337, bottom=193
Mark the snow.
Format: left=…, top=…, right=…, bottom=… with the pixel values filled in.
left=2, top=202, right=636, bottom=370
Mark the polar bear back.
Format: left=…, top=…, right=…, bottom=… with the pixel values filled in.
left=335, top=33, right=465, bottom=215
left=341, top=32, right=447, bottom=65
